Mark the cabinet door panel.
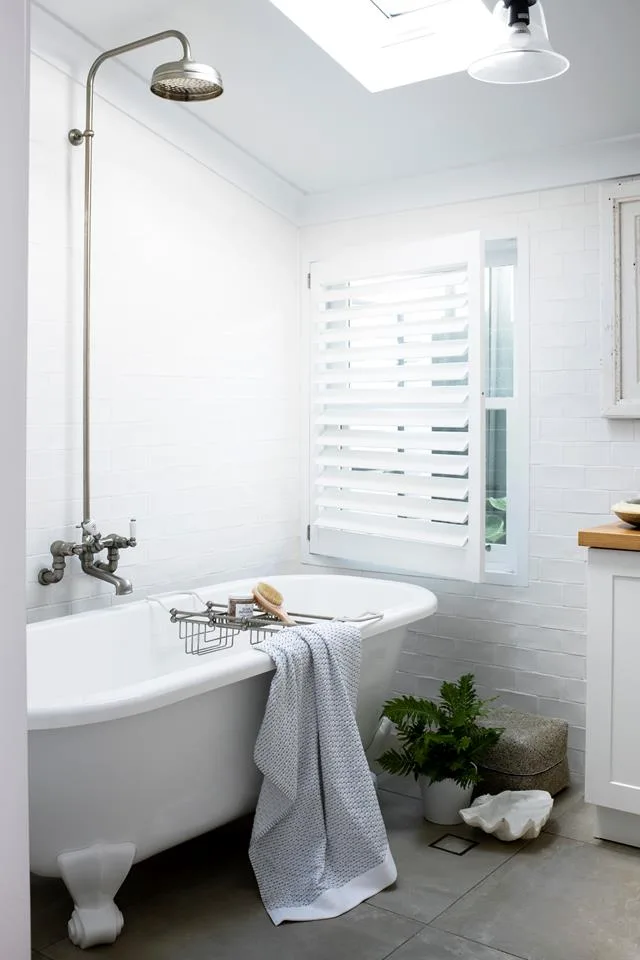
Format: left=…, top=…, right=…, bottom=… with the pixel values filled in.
left=586, top=549, right=640, bottom=813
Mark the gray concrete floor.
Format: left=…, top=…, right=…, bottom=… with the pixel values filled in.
left=30, top=785, right=640, bottom=960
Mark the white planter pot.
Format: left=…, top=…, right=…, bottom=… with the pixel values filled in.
left=419, top=777, right=474, bottom=825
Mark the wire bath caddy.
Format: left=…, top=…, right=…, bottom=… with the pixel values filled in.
left=169, top=601, right=384, bottom=656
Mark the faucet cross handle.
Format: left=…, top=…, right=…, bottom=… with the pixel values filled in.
left=78, top=519, right=101, bottom=542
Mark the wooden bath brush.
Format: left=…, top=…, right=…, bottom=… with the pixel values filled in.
left=253, top=582, right=295, bottom=625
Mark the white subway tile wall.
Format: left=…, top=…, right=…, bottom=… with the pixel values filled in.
left=27, top=54, right=300, bottom=619
left=30, top=47, right=638, bottom=782
left=301, top=176, right=640, bottom=782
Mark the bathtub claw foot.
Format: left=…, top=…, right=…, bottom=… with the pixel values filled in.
left=58, top=841, right=136, bottom=948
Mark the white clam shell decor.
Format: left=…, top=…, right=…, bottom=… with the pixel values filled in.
left=459, top=789, right=554, bottom=841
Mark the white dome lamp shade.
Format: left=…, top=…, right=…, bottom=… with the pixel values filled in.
left=468, top=0, right=569, bottom=84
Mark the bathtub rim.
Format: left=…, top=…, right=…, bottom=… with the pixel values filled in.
left=28, top=574, right=436, bottom=731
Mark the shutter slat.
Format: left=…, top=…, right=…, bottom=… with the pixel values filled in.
left=313, top=513, right=468, bottom=547
left=315, top=386, right=469, bottom=405
left=316, top=340, right=469, bottom=364
left=316, top=450, right=469, bottom=476
left=316, top=469, right=469, bottom=499
left=320, top=273, right=467, bottom=304
left=318, top=293, right=467, bottom=321
left=315, top=490, right=469, bottom=524
left=317, top=429, right=469, bottom=452
left=317, top=316, right=468, bottom=342
left=316, top=409, right=469, bottom=428
left=315, top=362, right=469, bottom=385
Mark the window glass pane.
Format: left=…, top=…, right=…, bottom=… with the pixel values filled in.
left=485, top=264, right=514, bottom=398
left=486, top=408, right=507, bottom=547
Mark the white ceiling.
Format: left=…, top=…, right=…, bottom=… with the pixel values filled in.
left=36, top=0, right=640, bottom=196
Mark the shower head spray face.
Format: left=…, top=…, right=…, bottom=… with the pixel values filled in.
left=150, top=59, right=223, bottom=101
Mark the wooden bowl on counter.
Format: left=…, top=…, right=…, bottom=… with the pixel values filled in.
left=612, top=499, right=640, bottom=528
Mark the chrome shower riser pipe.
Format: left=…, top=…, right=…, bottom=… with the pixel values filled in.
left=40, top=29, right=222, bottom=595
left=69, top=30, right=192, bottom=524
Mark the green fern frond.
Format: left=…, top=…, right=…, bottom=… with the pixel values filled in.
left=377, top=747, right=416, bottom=779
left=376, top=674, right=503, bottom=787
left=382, top=695, right=443, bottom=728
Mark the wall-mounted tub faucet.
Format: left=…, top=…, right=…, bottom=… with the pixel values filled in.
left=38, top=30, right=223, bottom=597
left=39, top=521, right=137, bottom=596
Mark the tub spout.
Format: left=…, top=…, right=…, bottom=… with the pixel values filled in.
left=80, top=555, right=133, bottom=596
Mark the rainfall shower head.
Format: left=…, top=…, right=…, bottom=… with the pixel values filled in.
left=60, top=28, right=225, bottom=570
left=150, top=58, right=224, bottom=101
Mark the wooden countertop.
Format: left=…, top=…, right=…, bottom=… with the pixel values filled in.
left=578, top=523, right=640, bottom=551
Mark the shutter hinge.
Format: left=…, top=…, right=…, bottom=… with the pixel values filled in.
left=306, top=271, right=311, bottom=290
left=306, top=523, right=311, bottom=541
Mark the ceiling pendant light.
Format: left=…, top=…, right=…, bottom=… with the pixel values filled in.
left=468, top=0, right=569, bottom=84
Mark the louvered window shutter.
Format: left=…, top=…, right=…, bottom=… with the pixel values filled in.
left=307, top=233, right=485, bottom=582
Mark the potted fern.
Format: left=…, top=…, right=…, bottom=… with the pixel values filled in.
left=378, top=674, right=503, bottom=824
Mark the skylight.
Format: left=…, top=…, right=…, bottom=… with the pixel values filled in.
left=372, top=1, right=443, bottom=17
left=268, top=0, right=496, bottom=92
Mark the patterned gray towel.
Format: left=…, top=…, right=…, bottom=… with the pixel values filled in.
left=249, top=621, right=396, bottom=924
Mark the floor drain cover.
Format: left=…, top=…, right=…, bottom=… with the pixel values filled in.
left=429, top=834, right=478, bottom=856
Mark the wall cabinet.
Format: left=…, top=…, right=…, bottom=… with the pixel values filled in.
left=586, top=544, right=640, bottom=846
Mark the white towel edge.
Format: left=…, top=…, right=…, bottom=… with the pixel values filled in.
left=267, top=847, right=397, bottom=925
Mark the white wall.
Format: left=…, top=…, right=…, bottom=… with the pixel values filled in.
left=0, top=0, right=31, bottom=955
left=302, top=180, right=639, bottom=780
left=27, top=24, right=639, bottom=782
left=27, top=53, right=300, bottom=620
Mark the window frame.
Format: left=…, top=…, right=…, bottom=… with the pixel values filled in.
left=300, top=227, right=530, bottom=586
left=482, top=237, right=529, bottom=585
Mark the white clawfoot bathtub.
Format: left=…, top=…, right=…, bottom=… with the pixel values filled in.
left=28, top=574, right=436, bottom=948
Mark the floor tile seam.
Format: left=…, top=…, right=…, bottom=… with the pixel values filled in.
left=430, top=928, right=529, bottom=960
left=36, top=948, right=59, bottom=960
left=36, top=933, right=69, bottom=954
left=368, top=905, right=528, bottom=960
left=425, top=840, right=529, bottom=928
left=538, top=824, right=595, bottom=850
left=379, top=786, right=418, bottom=801
left=541, top=817, right=581, bottom=838
left=364, top=900, right=432, bottom=925
left=378, top=923, right=428, bottom=960
left=545, top=828, right=594, bottom=844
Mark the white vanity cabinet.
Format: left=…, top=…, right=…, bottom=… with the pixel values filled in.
left=582, top=524, right=640, bottom=847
